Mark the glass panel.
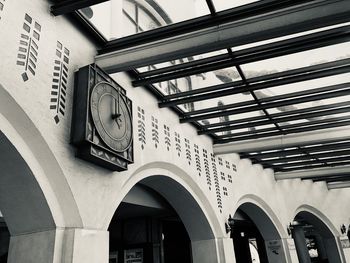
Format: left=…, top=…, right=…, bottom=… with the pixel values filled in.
left=240, top=43, right=350, bottom=79
left=212, top=0, right=260, bottom=12
left=213, top=123, right=277, bottom=138
left=137, top=49, right=229, bottom=73
left=80, top=0, right=210, bottom=40
left=231, top=22, right=350, bottom=52
left=148, top=66, right=241, bottom=97
left=257, top=73, right=350, bottom=113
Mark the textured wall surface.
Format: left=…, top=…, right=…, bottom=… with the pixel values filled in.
left=0, top=0, right=349, bottom=262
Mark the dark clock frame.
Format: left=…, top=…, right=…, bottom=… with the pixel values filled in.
left=71, top=64, right=134, bottom=171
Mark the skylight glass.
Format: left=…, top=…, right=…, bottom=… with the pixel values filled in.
left=79, top=0, right=210, bottom=40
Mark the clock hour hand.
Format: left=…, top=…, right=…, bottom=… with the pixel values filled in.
left=112, top=96, right=122, bottom=129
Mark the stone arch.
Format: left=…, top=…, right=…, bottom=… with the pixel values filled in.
left=235, top=194, right=288, bottom=239
left=294, top=204, right=339, bottom=238
left=233, top=194, right=291, bottom=263
left=0, top=84, right=82, bottom=235
left=293, top=204, right=345, bottom=263
left=105, top=161, right=226, bottom=263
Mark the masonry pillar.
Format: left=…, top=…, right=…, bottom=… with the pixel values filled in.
left=7, top=228, right=109, bottom=263
left=191, top=237, right=236, bottom=263
left=314, top=234, right=328, bottom=261
left=291, top=226, right=311, bottom=263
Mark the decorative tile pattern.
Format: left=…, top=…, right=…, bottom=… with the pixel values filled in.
left=211, top=153, right=222, bottom=212
left=220, top=171, right=226, bottom=181
left=17, top=13, right=41, bottom=81
left=151, top=116, right=159, bottom=148
left=184, top=138, right=191, bottom=165
left=203, top=149, right=211, bottom=190
left=194, top=144, right=201, bottom=176
left=223, top=186, right=228, bottom=196
left=164, top=125, right=171, bottom=151
left=50, top=41, right=69, bottom=124
left=137, top=107, right=146, bottom=149
left=174, top=132, right=181, bottom=157
left=218, top=157, right=223, bottom=166
left=232, top=163, right=237, bottom=172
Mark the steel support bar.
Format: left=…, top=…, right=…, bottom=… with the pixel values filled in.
left=267, top=156, right=350, bottom=170
left=205, top=100, right=350, bottom=129
left=163, top=59, right=350, bottom=109
left=214, top=115, right=350, bottom=139
left=276, top=161, right=350, bottom=172
left=261, top=149, right=350, bottom=164
left=242, top=142, right=350, bottom=160
left=133, top=26, right=350, bottom=86
left=51, top=0, right=108, bottom=16
left=95, top=0, right=350, bottom=73
left=182, top=81, right=350, bottom=123
left=310, top=174, right=350, bottom=182
left=204, top=105, right=350, bottom=135
left=163, top=58, right=350, bottom=101
left=213, top=126, right=350, bottom=154
left=215, top=121, right=350, bottom=143
left=135, top=25, right=350, bottom=81
left=328, top=181, right=350, bottom=189
left=274, top=165, right=350, bottom=180
left=183, top=81, right=350, bottom=118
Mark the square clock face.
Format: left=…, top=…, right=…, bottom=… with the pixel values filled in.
left=71, top=64, right=133, bottom=171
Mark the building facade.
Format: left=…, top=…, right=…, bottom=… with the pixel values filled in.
left=0, top=0, right=350, bottom=263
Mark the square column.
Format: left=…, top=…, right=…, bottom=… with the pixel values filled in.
left=7, top=228, right=109, bottom=263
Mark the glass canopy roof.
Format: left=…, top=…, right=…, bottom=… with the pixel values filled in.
left=51, top=0, right=350, bottom=179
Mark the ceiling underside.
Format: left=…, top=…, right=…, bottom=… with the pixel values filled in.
left=51, top=0, right=350, bottom=185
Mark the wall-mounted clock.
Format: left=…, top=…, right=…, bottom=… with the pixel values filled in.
left=71, top=64, right=133, bottom=171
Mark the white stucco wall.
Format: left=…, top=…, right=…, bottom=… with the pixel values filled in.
left=0, top=0, right=349, bottom=262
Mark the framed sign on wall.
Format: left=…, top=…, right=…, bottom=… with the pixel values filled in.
left=124, top=248, right=143, bottom=263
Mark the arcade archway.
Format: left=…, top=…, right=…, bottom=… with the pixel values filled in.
left=108, top=173, right=224, bottom=263
left=291, top=208, right=344, bottom=263
left=231, top=198, right=289, bottom=263
left=0, top=84, right=82, bottom=262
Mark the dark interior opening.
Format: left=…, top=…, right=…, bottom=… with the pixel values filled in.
left=108, top=184, right=191, bottom=263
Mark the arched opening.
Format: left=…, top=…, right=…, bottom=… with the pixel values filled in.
left=291, top=209, right=343, bottom=263
left=0, top=131, right=56, bottom=262
left=0, top=211, right=9, bottom=263
left=231, top=201, right=288, bottom=263
left=0, top=84, right=82, bottom=262
left=108, top=174, right=220, bottom=263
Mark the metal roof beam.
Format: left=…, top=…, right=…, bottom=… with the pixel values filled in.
left=214, top=121, right=350, bottom=144
left=161, top=59, right=350, bottom=109
left=205, top=100, right=350, bottom=129
left=328, top=181, right=350, bottom=189
left=135, top=25, right=350, bottom=81
left=213, top=126, right=350, bottom=154
left=241, top=141, right=350, bottom=160
left=310, top=174, right=350, bottom=182
left=274, top=165, right=350, bottom=180
left=262, top=150, right=350, bottom=164
left=213, top=116, right=350, bottom=139
left=95, top=0, right=350, bottom=73
left=183, top=81, right=350, bottom=118
left=133, top=26, right=350, bottom=86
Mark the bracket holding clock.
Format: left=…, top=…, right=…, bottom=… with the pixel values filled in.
left=71, top=64, right=133, bottom=171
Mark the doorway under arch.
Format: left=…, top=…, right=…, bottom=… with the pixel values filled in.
left=108, top=174, right=223, bottom=263
left=291, top=208, right=344, bottom=263
left=231, top=199, right=289, bottom=263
